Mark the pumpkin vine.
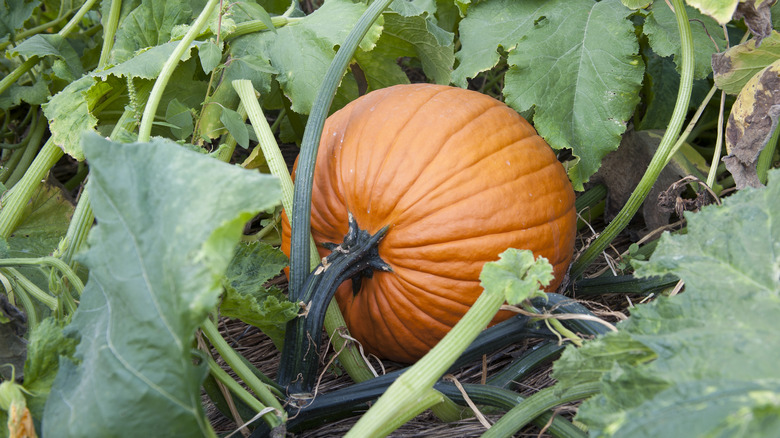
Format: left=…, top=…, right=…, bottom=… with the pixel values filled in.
left=279, top=215, right=390, bottom=395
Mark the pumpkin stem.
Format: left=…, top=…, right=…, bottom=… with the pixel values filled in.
left=278, top=213, right=390, bottom=397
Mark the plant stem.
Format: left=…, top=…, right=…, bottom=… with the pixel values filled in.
left=206, top=357, right=274, bottom=426
left=289, top=0, right=394, bottom=299
left=708, top=91, right=727, bottom=188
left=4, top=110, right=46, bottom=188
left=0, top=257, right=85, bottom=296
left=233, top=80, right=297, bottom=224
left=97, top=0, right=123, bottom=69
left=0, top=139, right=64, bottom=238
left=60, top=190, right=93, bottom=269
left=481, top=382, right=600, bottom=438
left=2, top=267, right=58, bottom=310
left=435, top=383, right=587, bottom=438
left=345, top=287, right=506, bottom=438
left=3, top=270, right=39, bottom=328
left=223, top=16, right=302, bottom=41
left=235, top=79, right=376, bottom=386
left=0, top=57, right=39, bottom=97
left=58, top=0, right=100, bottom=37
left=664, top=84, right=718, bottom=166
left=428, top=395, right=464, bottom=423
left=200, top=318, right=285, bottom=427
left=0, top=147, right=26, bottom=184
left=570, top=0, right=694, bottom=279
left=137, top=0, right=221, bottom=142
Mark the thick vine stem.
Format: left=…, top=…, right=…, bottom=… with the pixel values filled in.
left=481, top=381, right=601, bottom=438
left=570, top=0, right=694, bottom=279
left=0, top=139, right=64, bottom=238
left=289, top=0, right=395, bottom=299
left=344, top=284, right=507, bottom=438
left=279, top=215, right=390, bottom=395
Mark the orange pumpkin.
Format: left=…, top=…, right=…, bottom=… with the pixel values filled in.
left=282, top=84, right=576, bottom=363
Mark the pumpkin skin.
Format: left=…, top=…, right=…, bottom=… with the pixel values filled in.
left=281, top=84, right=576, bottom=364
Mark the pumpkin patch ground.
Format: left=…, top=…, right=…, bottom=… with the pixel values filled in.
left=1, top=1, right=779, bottom=438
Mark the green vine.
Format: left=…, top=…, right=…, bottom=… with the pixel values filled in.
left=571, top=0, right=694, bottom=279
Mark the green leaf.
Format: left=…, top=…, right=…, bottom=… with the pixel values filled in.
left=95, top=41, right=202, bottom=80
left=42, top=134, right=281, bottom=437
left=9, top=34, right=83, bottom=79
left=41, top=75, right=100, bottom=161
left=479, top=248, right=552, bottom=305
left=253, top=0, right=383, bottom=114
left=165, top=98, right=194, bottom=140
left=22, top=317, right=76, bottom=419
left=621, top=0, right=652, bottom=8
left=110, top=0, right=194, bottom=64
left=6, top=182, right=75, bottom=259
left=199, top=39, right=222, bottom=74
left=451, top=0, right=535, bottom=87
left=644, top=2, right=725, bottom=79
left=0, top=80, right=49, bottom=110
left=462, top=0, right=642, bottom=190
left=713, top=30, right=780, bottom=95
left=375, top=12, right=454, bottom=85
left=390, top=0, right=436, bottom=17
left=686, top=0, right=739, bottom=24
left=637, top=48, right=711, bottom=130
left=219, top=107, right=249, bottom=148
left=0, top=0, right=39, bottom=43
left=354, top=8, right=454, bottom=90
left=554, top=169, right=780, bottom=437
left=219, top=241, right=297, bottom=347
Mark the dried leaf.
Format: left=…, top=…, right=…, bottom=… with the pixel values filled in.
left=734, top=0, right=776, bottom=46
left=724, top=58, right=780, bottom=189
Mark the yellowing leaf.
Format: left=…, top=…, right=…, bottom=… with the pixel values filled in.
left=724, top=58, right=780, bottom=189
left=713, top=30, right=780, bottom=95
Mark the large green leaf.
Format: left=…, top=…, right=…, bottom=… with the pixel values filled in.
left=9, top=34, right=83, bottom=79
left=252, top=0, right=383, bottom=114
left=109, top=0, right=194, bottom=64
left=553, top=169, right=780, bottom=437
left=354, top=8, right=454, bottom=91
left=644, top=2, right=725, bottom=80
left=42, top=134, right=281, bottom=437
left=686, top=0, right=740, bottom=24
left=454, top=0, right=643, bottom=190
left=0, top=0, right=39, bottom=43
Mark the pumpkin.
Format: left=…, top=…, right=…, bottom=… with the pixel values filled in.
left=282, top=83, right=576, bottom=364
